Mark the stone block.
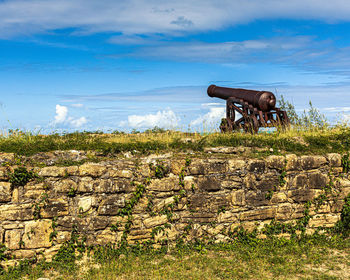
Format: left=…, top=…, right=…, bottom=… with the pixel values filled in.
left=148, top=176, right=180, bottom=192
left=327, top=153, right=342, bottom=167
left=217, top=211, right=238, bottom=223
left=240, top=207, right=277, bottom=221
left=270, top=192, right=288, bottom=204
left=227, top=159, right=246, bottom=172
left=245, top=191, right=269, bottom=207
left=41, top=198, right=69, bottom=218
left=300, top=156, right=327, bottom=170
left=197, top=176, right=221, bottom=192
left=289, top=174, right=308, bottom=189
left=94, top=179, right=117, bottom=193
left=77, top=177, right=94, bottom=193
left=247, top=160, right=265, bottom=173
left=230, top=190, right=245, bottom=206
left=309, top=214, right=340, bottom=228
left=205, top=159, right=228, bottom=174
left=39, top=167, right=68, bottom=177
left=11, top=250, right=35, bottom=260
left=188, top=159, right=205, bottom=175
left=4, top=229, right=22, bottom=250
left=143, top=215, right=168, bottom=228
left=308, top=171, right=328, bottom=189
left=170, top=160, right=186, bottom=175
left=0, top=204, right=33, bottom=221
left=0, top=167, right=9, bottom=180
left=22, top=220, right=52, bottom=249
left=79, top=163, right=107, bottom=177
left=0, top=182, right=12, bottom=202
left=54, top=179, right=77, bottom=193
left=108, top=169, right=133, bottom=179
left=266, top=156, right=286, bottom=170
left=288, top=189, right=315, bottom=202
left=78, top=196, right=95, bottom=213
left=98, top=195, right=125, bottom=215
left=276, top=203, right=293, bottom=220
left=286, top=154, right=299, bottom=171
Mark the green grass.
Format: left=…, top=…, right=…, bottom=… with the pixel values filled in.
left=1, top=236, right=349, bottom=280
left=0, top=126, right=350, bottom=157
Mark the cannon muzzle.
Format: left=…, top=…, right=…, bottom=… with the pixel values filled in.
left=207, top=84, right=276, bottom=112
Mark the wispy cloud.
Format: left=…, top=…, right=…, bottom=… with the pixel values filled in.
left=190, top=106, right=225, bottom=129
left=120, top=109, right=180, bottom=129
left=2, top=1, right=350, bottom=38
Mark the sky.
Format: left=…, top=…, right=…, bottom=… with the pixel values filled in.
left=1, top=0, right=350, bottom=133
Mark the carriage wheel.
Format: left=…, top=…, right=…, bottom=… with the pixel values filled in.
left=243, top=115, right=259, bottom=134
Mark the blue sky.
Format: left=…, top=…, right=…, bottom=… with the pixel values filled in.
left=1, top=0, right=350, bottom=132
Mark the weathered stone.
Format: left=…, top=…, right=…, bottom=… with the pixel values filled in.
left=41, top=198, right=69, bottom=218
left=285, top=154, right=299, bottom=171
left=94, top=179, right=117, bottom=193
left=148, top=176, right=180, bottom=192
left=143, top=215, right=168, bottom=228
left=0, top=152, right=15, bottom=163
left=188, top=160, right=205, bottom=175
left=153, top=196, right=175, bottom=212
left=170, top=160, right=186, bottom=175
left=266, top=156, right=286, bottom=170
left=39, top=167, right=68, bottom=177
left=0, top=182, right=12, bottom=202
left=217, top=211, right=238, bottom=223
left=247, top=160, right=265, bottom=173
left=288, top=189, right=315, bottom=202
left=309, top=214, right=340, bottom=227
left=227, top=159, right=246, bottom=172
left=276, top=203, right=293, bottom=220
left=230, top=190, right=245, bottom=206
left=270, top=192, right=288, bottom=204
left=4, top=229, right=22, bottom=250
left=206, top=159, right=227, bottom=174
left=55, top=179, right=77, bottom=193
left=308, top=171, right=328, bottom=189
left=0, top=204, right=33, bottom=221
left=240, top=207, right=276, bottom=221
left=300, top=156, right=327, bottom=170
left=77, top=177, right=94, bottom=193
left=198, top=176, right=221, bottom=192
left=289, top=174, right=308, bottom=189
left=78, top=196, right=95, bottom=213
left=22, top=220, right=52, bottom=249
left=108, top=169, right=133, bottom=179
left=98, top=195, right=125, bottom=215
left=0, top=167, right=9, bottom=180
left=79, top=163, right=107, bottom=177
left=11, top=250, right=36, bottom=259
left=254, top=174, right=280, bottom=192
left=327, top=153, right=342, bottom=167
left=245, top=191, right=269, bottom=206
left=204, top=147, right=240, bottom=154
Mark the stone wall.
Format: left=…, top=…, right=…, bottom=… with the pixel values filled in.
left=0, top=150, right=349, bottom=262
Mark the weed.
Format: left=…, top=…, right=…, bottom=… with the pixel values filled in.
left=8, top=166, right=36, bottom=187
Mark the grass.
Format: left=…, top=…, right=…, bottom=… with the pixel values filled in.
left=1, top=236, right=349, bottom=280
left=0, top=126, right=350, bottom=157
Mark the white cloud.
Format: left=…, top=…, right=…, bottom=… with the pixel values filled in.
left=126, top=109, right=179, bottom=129
left=190, top=107, right=225, bottom=127
left=1, top=1, right=350, bottom=37
left=69, top=116, right=87, bottom=127
left=52, top=104, right=88, bottom=128
left=54, top=104, right=68, bottom=123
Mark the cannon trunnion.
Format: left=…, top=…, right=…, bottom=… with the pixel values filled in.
left=207, top=85, right=289, bottom=133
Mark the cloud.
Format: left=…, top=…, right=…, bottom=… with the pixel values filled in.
left=124, top=109, right=179, bottom=129
left=2, top=1, right=350, bottom=38
left=52, top=104, right=88, bottom=128
left=70, top=103, right=84, bottom=108
left=69, top=116, right=87, bottom=127
left=190, top=107, right=225, bottom=127
left=54, top=104, right=68, bottom=123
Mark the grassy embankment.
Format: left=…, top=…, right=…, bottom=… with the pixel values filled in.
left=1, top=235, right=349, bottom=280
left=0, top=125, right=350, bottom=157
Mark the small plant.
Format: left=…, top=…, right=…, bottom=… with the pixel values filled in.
left=265, top=189, right=274, bottom=200
left=110, top=222, right=120, bottom=232
left=334, top=194, right=350, bottom=236
left=8, top=166, right=36, bottom=187
left=150, top=162, right=169, bottom=179
left=217, top=206, right=226, bottom=214
left=32, top=192, right=48, bottom=220
left=67, top=187, right=77, bottom=197
left=50, top=217, right=58, bottom=242
left=341, top=153, right=350, bottom=173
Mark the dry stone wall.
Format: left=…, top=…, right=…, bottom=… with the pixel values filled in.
left=0, top=150, right=349, bottom=262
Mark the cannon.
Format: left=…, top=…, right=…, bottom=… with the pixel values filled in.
left=207, top=85, right=289, bottom=133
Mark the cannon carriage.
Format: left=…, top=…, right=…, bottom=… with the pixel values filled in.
left=207, top=85, right=289, bottom=133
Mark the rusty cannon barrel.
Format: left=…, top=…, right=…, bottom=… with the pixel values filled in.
left=207, top=84, right=276, bottom=112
